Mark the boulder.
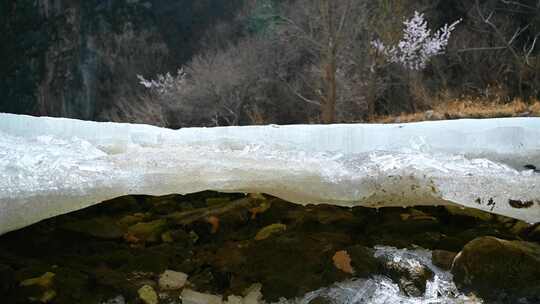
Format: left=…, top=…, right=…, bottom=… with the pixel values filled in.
left=345, top=245, right=380, bottom=277
left=431, top=250, right=457, bottom=270
left=377, top=253, right=433, bottom=297
left=452, top=237, right=540, bottom=301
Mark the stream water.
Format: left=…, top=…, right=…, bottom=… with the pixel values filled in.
left=278, top=247, right=480, bottom=304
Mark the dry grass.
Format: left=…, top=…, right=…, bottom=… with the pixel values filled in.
left=373, top=98, right=540, bottom=124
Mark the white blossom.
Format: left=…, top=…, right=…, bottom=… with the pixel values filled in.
left=372, top=11, right=461, bottom=70
left=137, top=68, right=188, bottom=96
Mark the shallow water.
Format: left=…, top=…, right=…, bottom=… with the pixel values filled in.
left=276, top=246, right=481, bottom=304
left=102, top=246, right=481, bottom=304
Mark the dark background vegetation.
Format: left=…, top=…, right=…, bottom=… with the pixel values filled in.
left=1, top=0, right=539, bottom=127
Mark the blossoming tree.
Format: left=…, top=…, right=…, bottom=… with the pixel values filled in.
left=372, top=11, right=461, bottom=71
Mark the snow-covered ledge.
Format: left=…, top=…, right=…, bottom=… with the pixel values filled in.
left=1, top=113, right=539, bottom=235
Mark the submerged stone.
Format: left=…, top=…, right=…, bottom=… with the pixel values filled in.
left=377, top=253, right=434, bottom=297
left=345, top=245, right=379, bottom=277
left=19, top=272, right=57, bottom=303
left=529, top=224, right=540, bottom=241
left=181, top=289, right=223, bottom=304
left=62, top=217, right=125, bottom=240
left=452, top=236, right=540, bottom=301
left=138, top=285, right=158, bottom=304
left=127, top=219, right=168, bottom=243
left=254, top=223, right=287, bottom=241
left=20, top=272, right=55, bottom=289
left=0, top=264, right=15, bottom=295
left=158, top=270, right=188, bottom=291
left=431, top=250, right=457, bottom=270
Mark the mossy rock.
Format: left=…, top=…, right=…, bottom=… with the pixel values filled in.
left=452, top=237, right=540, bottom=301
left=62, top=217, right=125, bottom=240
left=127, top=219, right=169, bottom=243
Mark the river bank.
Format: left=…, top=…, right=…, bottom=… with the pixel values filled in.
left=1, top=192, right=538, bottom=303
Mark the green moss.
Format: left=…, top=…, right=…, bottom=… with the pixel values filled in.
left=127, top=219, right=169, bottom=243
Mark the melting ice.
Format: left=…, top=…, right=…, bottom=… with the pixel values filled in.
left=0, top=113, right=539, bottom=235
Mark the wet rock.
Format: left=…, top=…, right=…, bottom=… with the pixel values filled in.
left=158, top=270, right=188, bottom=290
left=252, top=199, right=301, bottom=226
left=242, top=283, right=263, bottom=304
left=189, top=268, right=221, bottom=293
left=444, top=205, right=493, bottom=222
left=400, top=209, right=438, bottom=222
left=528, top=224, right=540, bottom=241
left=332, top=250, right=354, bottom=274
left=161, top=231, right=174, bottom=243
left=450, top=225, right=516, bottom=250
left=126, top=219, right=168, bottom=243
left=117, top=213, right=147, bottom=228
left=377, top=253, right=434, bottom=297
left=49, top=267, right=95, bottom=303
left=0, top=264, right=15, bottom=295
left=308, top=297, right=334, bottom=304
left=181, top=289, right=223, bottom=304
left=225, top=295, right=243, bottom=304
left=452, top=237, right=540, bottom=301
left=20, top=272, right=55, bottom=289
left=206, top=197, right=231, bottom=206
left=509, top=220, right=532, bottom=235
left=292, top=204, right=357, bottom=226
left=100, top=196, right=143, bottom=213
left=138, top=285, right=158, bottom=304
left=92, top=266, right=140, bottom=298
left=101, top=295, right=126, bottom=304
left=62, top=217, right=125, bottom=239
left=19, top=272, right=57, bottom=303
left=243, top=232, right=353, bottom=301
left=367, top=209, right=441, bottom=248
left=210, top=242, right=245, bottom=273
left=254, top=223, right=287, bottom=241
left=345, top=245, right=379, bottom=277
left=160, top=228, right=193, bottom=246
left=431, top=250, right=457, bottom=270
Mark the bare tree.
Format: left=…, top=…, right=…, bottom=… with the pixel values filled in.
left=279, top=0, right=367, bottom=123
left=462, top=0, right=540, bottom=98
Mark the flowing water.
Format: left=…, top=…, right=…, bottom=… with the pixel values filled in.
left=276, top=247, right=481, bottom=304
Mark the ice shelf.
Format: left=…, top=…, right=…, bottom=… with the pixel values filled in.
left=0, top=113, right=539, bottom=235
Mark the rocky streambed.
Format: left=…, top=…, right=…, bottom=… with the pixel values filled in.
left=0, top=192, right=539, bottom=304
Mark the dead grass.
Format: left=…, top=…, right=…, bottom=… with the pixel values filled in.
left=373, top=98, right=540, bottom=124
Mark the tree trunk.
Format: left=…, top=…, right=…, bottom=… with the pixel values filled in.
left=319, top=0, right=337, bottom=124
left=321, top=60, right=337, bottom=123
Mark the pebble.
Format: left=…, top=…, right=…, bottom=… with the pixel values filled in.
left=138, top=285, right=158, bottom=304
left=181, top=289, right=223, bottom=304
left=159, top=270, right=188, bottom=290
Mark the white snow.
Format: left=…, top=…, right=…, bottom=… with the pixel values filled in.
left=0, top=113, right=539, bottom=235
